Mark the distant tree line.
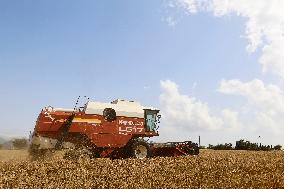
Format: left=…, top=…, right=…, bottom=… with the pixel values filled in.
left=0, top=138, right=28, bottom=150
left=207, top=139, right=282, bottom=151
left=12, top=138, right=28, bottom=149
left=208, top=143, right=233, bottom=150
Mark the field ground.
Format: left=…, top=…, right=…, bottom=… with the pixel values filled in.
left=1, top=149, right=284, bottom=188
left=0, top=150, right=28, bottom=162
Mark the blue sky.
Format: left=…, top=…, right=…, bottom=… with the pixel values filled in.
left=1, top=1, right=283, bottom=145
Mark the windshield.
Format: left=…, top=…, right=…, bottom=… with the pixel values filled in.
left=145, top=110, right=160, bottom=131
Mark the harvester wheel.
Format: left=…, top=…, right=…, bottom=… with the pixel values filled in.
left=194, top=146, right=200, bottom=155
left=130, top=140, right=150, bottom=159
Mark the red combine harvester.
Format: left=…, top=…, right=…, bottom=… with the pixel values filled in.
left=29, top=99, right=199, bottom=159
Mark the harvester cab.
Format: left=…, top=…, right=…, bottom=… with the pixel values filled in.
left=29, top=98, right=198, bottom=160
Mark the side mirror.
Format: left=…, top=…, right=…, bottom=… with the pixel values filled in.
left=156, top=114, right=161, bottom=123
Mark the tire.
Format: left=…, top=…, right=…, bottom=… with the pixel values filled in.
left=194, top=146, right=200, bottom=155
left=130, top=140, right=151, bottom=159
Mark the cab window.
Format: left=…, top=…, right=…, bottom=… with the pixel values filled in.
left=145, top=109, right=158, bottom=131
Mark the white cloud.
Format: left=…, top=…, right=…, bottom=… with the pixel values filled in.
left=160, top=80, right=223, bottom=131
left=164, top=0, right=198, bottom=27
left=177, top=0, right=198, bottom=14
left=159, top=80, right=240, bottom=133
left=166, top=16, right=177, bottom=27
left=169, top=0, right=198, bottom=14
left=162, top=1, right=284, bottom=144
left=158, top=80, right=284, bottom=144
left=219, top=79, right=284, bottom=134
left=221, top=109, right=240, bottom=131
left=219, top=79, right=284, bottom=113
left=172, top=0, right=284, bottom=78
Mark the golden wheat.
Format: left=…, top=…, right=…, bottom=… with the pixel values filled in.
left=0, top=150, right=284, bottom=188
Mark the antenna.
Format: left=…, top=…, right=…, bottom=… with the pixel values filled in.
left=73, top=96, right=81, bottom=111
left=73, top=95, right=91, bottom=112
left=83, top=96, right=90, bottom=107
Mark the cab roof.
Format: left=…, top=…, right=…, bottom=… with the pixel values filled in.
left=84, top=99, right=159, bottom=118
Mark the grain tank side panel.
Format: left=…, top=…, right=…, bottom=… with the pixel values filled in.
left=35, top=111, right=72, bottom=133
left=69, top=114, right=146, bottom=148
left=91, top=134, right=133, bottom=148
left=68, top=113, right=103, bottom=133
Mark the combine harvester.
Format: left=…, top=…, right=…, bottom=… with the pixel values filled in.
left=29, top=98, right=199, bottom=159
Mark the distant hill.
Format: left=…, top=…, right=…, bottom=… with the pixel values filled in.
left=0, top=137, right=7, bottom=144
left=1, top=140, right=14, bottom=149
left=0, top=136, right=13, bottom=149
left=0, top=136, right=29, bottom=149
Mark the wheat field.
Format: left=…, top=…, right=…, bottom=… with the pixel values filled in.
left=1, top=149, right=284, bottom=188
